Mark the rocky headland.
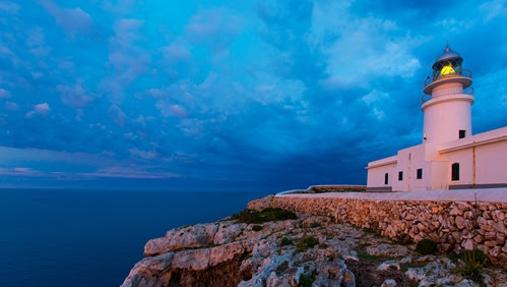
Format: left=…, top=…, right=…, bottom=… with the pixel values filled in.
left=121, top=195, right=507, bottom=287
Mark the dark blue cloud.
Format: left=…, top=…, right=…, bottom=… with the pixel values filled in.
left=0, top=0, right=506, bottom=190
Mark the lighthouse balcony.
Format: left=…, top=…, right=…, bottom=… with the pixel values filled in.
left=423, top=69, right=472, bottom=94
left=421, top=86, right=474, bottom=104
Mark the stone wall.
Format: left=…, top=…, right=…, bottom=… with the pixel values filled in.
left=248, top=195, right=507, bottom=265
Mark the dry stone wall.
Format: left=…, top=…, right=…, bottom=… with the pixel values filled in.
left=248, top=195, right=507, bottom=265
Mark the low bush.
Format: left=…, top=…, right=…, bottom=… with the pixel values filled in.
left=296, top=236, right=319, bottom=252
left=252, top=225, right=263, bottom=231
left=415, top=239, right=438, bottom=255
left=456, top=249, right=489, bottom=284
left=281, top=237, right=293, bottom=246
left=298, top=271, right=317, bottom=287
left=232, top=208, right=297, bottom=224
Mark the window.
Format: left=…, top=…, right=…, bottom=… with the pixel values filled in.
left=459, top=130, right=466, bottom=139
left=416, top=168, right=423, bottom=179
left=398, top=171, right=403, bottom=181
left=384, top=173, right=389, bottom=185
left=452, top=163, right=460, bottom=181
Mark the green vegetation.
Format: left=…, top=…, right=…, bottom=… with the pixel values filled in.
left=296, top=236, right=319, bottom=252
left=356, top=249, right=392, bottom=262
left=231, top=208, right=297, bottom=224
left=308, top=185, right=367, bottom=193
left=298, top=271, right=317, bottom=287
left=415, top=239, right=438, bottom=255
left=281, top=237, right=293, bottom=246
left=455, top=250, right=489, bottom=285
left=251, top=225, right=263, bottom=231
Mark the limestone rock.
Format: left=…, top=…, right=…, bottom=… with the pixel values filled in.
left=381, top=279, right=397, bottom=287
left=122, top=194, right=507, bottom=287
left=365, top=243, right=409, bottom=257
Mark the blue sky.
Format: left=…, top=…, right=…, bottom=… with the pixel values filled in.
left=0, top=0, right=506, bottom=191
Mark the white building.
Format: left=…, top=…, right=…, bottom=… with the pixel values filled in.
left=366, top=46, right=507, bottom=192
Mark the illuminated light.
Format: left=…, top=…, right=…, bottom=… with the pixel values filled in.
left=440, top=64, right=455, bottom=76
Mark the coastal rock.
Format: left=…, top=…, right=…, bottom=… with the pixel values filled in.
left=122, top=195, right=507, bottom=287
left=381, top=279, right=397, bottom=287
left=144, top=223, right=218, bottom=256
left=365, top=243, right=410, bottom=257
left=247, top=195, right=507, bottom=265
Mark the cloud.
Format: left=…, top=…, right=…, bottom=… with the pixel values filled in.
left=83, top=166, right=179, bottom=179
left=310, top=1, right=422, bottom=88
left=0, top=167, right=42, bottom=177
left=26, top=27, right=51, bottom=56
left=163, top=43, right=192, bottom=64
left=103, top=19, right=150, bottom=100
left=25, top=102, right=50, bottom=118
left=1, top=1, right=507, bottom=189
left=0, top=88, right=10, bottom=98
left=185, top=8, right=244, bottom=54
left=57, top=82, right=93, bottom=108
left=4, top=101, right=18, bottom=111
left=37, top=0, right=93, bottom=36
left=0, top=1, right=20, bottom=14
left=129, top=148, right=158, bottom=160
left=156, top=102, right=188, bottom=118
left=480, top=0, right=507, bottom=22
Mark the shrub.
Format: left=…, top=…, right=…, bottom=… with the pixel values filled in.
left=281, top=237, right=293, bottom=246
left=416, top=239, right=438, bottom=255
left=252, top=225, right=263, bottom=231
left=298, top=271, right=317, bottom=287
left=296, top=236, right=319, bottom=252
left=310, top=222, right=321, bottom=228
left=456, top=250, right=489, bottom=284
left=232, top=208, right=297, bottom=224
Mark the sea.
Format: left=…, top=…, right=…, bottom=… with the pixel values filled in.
left=0, top=189, right=274, bottom=287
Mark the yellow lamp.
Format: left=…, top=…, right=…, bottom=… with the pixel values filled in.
left=440, top=64, right=455, bottom=76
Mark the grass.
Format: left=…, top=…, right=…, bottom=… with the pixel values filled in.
left=298, top=271, right=317, bottom=287
left=356, top=249, right=393, bottom=262
left=231, top=208, right=297, bottom=224
left=296, top=236, right=319, bottom=252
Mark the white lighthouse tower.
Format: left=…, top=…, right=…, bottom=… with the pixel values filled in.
left=421, top=45, right=474, bottom=145
left=367, top=44, right=507, bottom=192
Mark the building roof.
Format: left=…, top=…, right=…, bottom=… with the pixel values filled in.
left=439, top=126, right=507, bottom=154
left=366, top=155, right=397, bottom=169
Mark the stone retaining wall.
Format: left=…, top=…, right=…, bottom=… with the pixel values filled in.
left=248, top=195, right=507, bottom=265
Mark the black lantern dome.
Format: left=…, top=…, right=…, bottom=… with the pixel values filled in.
left=423, top=44, right=472, bottom=95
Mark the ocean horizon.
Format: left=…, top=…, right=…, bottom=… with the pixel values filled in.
left=0, top=189, right=274, bottom=287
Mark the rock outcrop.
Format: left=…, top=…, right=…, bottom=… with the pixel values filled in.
left=121, top=209, right=507, bottom=287
left=249, top=195, right=507, bottom=265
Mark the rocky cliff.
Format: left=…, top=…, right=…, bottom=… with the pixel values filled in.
left=121, top=197, right=507, bottom=287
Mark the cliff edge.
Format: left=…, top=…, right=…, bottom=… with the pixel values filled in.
left=121, top=195, right=507, bottom=287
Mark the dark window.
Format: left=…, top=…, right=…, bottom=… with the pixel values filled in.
left=416, top=168, right=423, bottom=179
left=459, top=130, right=466, bottom=139
left=452, top=163, right=460, bottom=181
left=384, top=173, right=389, bottom=185
left=398, top=171, right=403, bottom=181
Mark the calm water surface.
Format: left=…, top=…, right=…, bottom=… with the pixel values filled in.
left=0, top=189, right=272, bottom=287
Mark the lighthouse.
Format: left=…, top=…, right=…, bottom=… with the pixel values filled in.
left=422, top=45, right=474, bottom=145
left=366, top=44, right=507, bottom=192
